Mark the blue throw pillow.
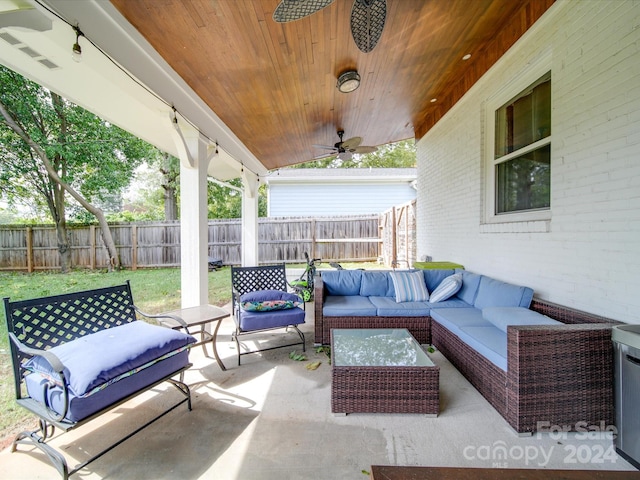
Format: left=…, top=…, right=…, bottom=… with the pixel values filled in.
left=240, top=289, right=301, bottom=311
left=429, top=273, right=463, bottom=303
left=482, top=306, right=561, bottom=333
left=389, top=270, right=429, bottom=302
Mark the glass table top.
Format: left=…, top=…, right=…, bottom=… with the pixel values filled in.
left=332, top=328, right=434, bottom=367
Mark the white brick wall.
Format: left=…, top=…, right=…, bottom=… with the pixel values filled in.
left=416, top=0, right=640, bottom=322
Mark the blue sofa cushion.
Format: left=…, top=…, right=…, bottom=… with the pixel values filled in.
left=473, top=276, right=534, bottom=309
left=422, top=269, right=455, bottom=293
left=430, top=307, right=492, bottom=338
left=323, top=295, right=377, bottom=317
left=482, top=306, right=561, bottom=332
left=24, top=321, right=195, bottom=397
left=322, top=270, right=363, bottom=296
left=455, top=269, right=482, bottom=305
left=426, top=297, right=473, bottom=309
left=368, top=296, right=431, bottom=317
left=389, top=270, right=430, bottom=302
left=239, top=306, right=305, bottom=331
left=360, top=271, right=395, bottom=297
left=458, top=326, right=508, bottom=371
left=429, top=273, right=463, bottom=303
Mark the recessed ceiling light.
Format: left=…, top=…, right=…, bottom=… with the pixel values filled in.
left=462, top=54, right=471, bottom=60
left=430, top=98, right=437, bottom=103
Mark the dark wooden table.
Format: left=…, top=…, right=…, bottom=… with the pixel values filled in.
left=157, top=305, right=229, bottom=371
left=370, top=466, right=640, bottom=479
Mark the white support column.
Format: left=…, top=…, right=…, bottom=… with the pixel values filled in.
left=241, top=170, right=259, bottom=266
left=170, top=117, right=216, bottom=307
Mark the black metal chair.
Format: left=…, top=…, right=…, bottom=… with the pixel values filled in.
left=231, top=264, right=306, bottom=365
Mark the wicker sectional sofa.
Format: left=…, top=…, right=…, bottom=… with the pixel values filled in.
left=314, top=268, right=619, bottom=434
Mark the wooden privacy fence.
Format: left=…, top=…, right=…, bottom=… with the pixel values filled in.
left=379, top=200, right=417, bottom=269
left=0, top=214, right=402, bottom=271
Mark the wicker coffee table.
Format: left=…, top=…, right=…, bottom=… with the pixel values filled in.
left=331, top=328, right=439, bottom=415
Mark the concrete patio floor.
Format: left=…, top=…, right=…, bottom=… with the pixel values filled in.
left=0, top=303, right=637, bottom=479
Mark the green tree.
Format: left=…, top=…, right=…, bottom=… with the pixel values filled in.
left=207, top=179, right=267, bottom=219
left=0, top=66, right=155, bottom=271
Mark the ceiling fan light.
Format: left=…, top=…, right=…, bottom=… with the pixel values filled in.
left=337, top=70, right=360, bottom=93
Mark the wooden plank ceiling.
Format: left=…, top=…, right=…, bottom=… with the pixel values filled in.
left=110, top=0, right=554, bottom=171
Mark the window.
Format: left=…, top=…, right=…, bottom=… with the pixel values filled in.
left=484, top=65, right=551, bottom=226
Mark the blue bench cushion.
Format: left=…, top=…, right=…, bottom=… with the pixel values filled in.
left=482, top=306, right=562, bottom=332
left=322, top=270, right=363, bottom=296
left=368, top=296, right=431, bottom=317
left=473, top=276, right=534, bottom=309
left=323, top=295, right=377, bottom=316
left=24, top=321, right=195, bottom=398
left=26, top=349, right=190, bottom=422
left=238, top=306, right=305, bottom=331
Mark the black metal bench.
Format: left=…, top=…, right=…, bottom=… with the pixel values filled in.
left=3, top=281, right=194, bottom=479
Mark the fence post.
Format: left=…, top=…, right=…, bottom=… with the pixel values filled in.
left=311, top=218, right=316, bottom=260
left=391, top=207, right=397, bottom=267
left=90, top=225, right=96, bottom=270
left=131, top=224, right=138, bottom=271
left=26, top=226, right=33, bottom=273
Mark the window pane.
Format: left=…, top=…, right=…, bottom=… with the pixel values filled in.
left=495, top=73, right=551, bottom=159
left=496, top=144, right=550, bottom=214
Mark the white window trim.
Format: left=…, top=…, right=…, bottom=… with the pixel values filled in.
left=483, top=51, right=552, bottom=228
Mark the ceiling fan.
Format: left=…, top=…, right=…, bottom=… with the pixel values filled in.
left=273, top=0, right=387, bottom=53
left=313, top=130, right=377, bottom=160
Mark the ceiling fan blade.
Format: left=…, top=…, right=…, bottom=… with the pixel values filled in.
left=351, top=0, right=387, bottom=53
left=313, top=152, right=336, bottom=160
left=339, top=136, right=362, bottom=150
left=352, top=145, right=377, bottom=154
left=312, top=144, right=338, bottom=151
left=273, top=0, right=335, bottom=23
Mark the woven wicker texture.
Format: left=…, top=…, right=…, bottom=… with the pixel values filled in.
left=432, top=298, right=618, bottom=434
left=332, top=366, right=439, bottom=414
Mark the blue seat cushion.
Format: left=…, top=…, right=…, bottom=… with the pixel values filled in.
left=323, top=295, right=377, bottom=316
left=430, top=307, right=492, bottom=338
left=368, top=296, right=431, bottom=317
left=239, top=306, right=305, bottom=331
left=24, top=321, right=195, bottom=398
left=473, top=276, right=534, bottom=309
left=25, top=349, right=190, bottom=422
left=458, top=326, right=508, bottom=371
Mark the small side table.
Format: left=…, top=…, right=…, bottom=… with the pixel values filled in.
left=156, top=305, right=229, bottom=371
